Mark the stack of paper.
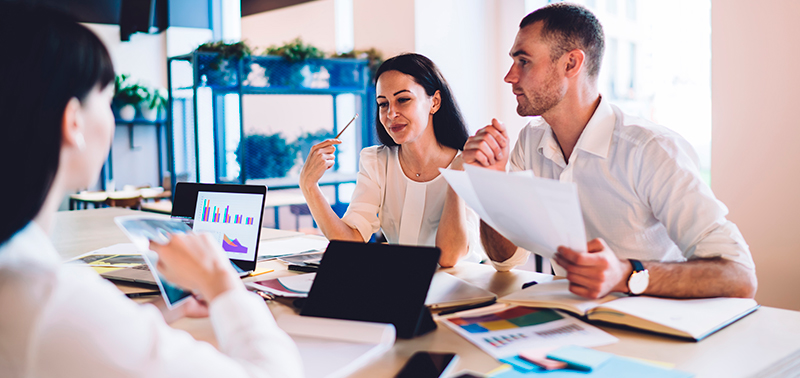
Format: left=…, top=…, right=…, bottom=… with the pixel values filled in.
left=257, top=236, right=329, bottom=260
left=440, top=165, right=586, bottom=258
left=277, top=315, right=395, bottom=378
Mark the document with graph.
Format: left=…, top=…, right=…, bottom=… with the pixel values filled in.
left=440, top=303, right=617, bottom=360
left=440, top=165, right=586, bottom=258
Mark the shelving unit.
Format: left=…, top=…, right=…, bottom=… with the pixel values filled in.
left=166, top=52, right=374, bottom=212
left=98, top=116, right=167, bottom=192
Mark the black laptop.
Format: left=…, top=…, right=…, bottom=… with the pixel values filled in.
left=102, top=183, right=267, bottom=284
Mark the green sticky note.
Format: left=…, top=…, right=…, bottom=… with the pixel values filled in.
left=546, top=345, right=613, bottom=371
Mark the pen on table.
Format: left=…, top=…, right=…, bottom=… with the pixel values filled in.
left=249, top=269, right=275, bottom=278
left=438, top=298, right=498, bottom=316
left=334, top=113, right=359, bottom=139
left=522, top=280, right=538, bottom=289
left=125, top=291, right=161, bottom=298
left=288, top=264, right=319, bottom=273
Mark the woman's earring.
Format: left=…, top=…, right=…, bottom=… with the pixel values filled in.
left=75, top=133, right=86, bottom=151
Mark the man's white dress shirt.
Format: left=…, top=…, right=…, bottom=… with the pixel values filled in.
left=342, top=145, right=484, bottom=262
left=0, top=222, right=303, bottom=378
left=492, top=96, right=755, bottom=273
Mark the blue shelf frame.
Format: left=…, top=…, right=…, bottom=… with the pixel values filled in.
left=166, top=52, right=374, bottom=214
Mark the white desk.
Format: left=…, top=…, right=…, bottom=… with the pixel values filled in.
left=52, top=208, right=800, bottom=377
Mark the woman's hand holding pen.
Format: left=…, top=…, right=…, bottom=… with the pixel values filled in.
left=299, top=139, right=341, bottom=190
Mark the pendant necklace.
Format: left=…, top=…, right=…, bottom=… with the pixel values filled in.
left=401, top=148, right=422, bottom=178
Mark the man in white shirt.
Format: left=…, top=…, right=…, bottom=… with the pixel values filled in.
left=463, top=3, right=757, bottom=299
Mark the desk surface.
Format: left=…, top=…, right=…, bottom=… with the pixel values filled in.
left=52, top=208, right=800, bottom=378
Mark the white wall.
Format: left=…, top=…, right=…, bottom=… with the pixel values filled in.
left=492, top=0, right=533, bottom=147
left=353, top=0, right=416, bottom=57
left=711, top=0, right=800, bottom=310
left=84, top=23, right=167, bottom=190
left=241, top=0, right=337, bottom=52
left=415, top=0, right=496, bottom=134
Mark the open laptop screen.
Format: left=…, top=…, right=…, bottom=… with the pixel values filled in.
left=172, top=183, right=266, bottom=272
left=192, top=191, right=263, bottom=263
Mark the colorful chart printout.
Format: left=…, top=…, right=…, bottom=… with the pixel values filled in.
left=448, top=307, right=563, bottom=334
left=441, top=305, right=618, bottom=359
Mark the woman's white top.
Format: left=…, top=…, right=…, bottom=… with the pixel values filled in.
left=342, top=145, right=484, bottom=262
left=0, top=222, right=303, bottom=378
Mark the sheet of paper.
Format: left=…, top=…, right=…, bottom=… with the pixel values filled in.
left=441, top=305, right=617, bottom=360
left=439, top=168, right=490, bottom=221
left=441, top=165, right=587, bottom=258
left=257, top=236, right=329, bottom=259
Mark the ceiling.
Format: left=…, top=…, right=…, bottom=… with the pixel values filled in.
left=241, top=0, right=317, bottom=17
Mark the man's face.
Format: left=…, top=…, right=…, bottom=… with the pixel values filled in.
left=504, top=22, right=566, bottom=117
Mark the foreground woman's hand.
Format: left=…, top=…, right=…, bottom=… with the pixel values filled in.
left=149, top=233, right=242, bottom=303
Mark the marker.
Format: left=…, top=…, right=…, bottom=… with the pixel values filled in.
left=288, top=264, right=319, bottom=273
left=335, top=113, right=359, bottom=139
left=125, top=291, right=161, bottom=298
left=249, top=269, right=275, bottom=277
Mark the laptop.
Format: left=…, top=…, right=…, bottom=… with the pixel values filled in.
left=103, top=182, right=267, bottom=284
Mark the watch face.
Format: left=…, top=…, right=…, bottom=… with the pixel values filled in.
left=628, top=270, right=649, bottom=295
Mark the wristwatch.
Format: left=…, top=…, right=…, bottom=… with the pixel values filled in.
left=627, top=259, right=649, bottom=295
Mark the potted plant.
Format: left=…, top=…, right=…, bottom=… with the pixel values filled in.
left=263, top=38, right=325, bottom=88
left=235, top=133, right=296, bottom=179
left=195, top=41, right=253, bottom=87
left=114, top=74, right=147, bottom=121
left=141, top=87, right=167, bottom=122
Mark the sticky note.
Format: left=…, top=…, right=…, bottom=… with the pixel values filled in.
left=546, top=345, right=613, bottom=371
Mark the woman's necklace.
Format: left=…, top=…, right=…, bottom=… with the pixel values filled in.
left=400, top=148, right=424, bottom=178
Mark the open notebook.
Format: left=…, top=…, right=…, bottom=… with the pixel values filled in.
left=499, top=280, right=759, bottom=341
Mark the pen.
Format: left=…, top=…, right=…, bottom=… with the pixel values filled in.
left=438, top=298, right=497, bottom=316
left=249, top=269, right=275, bottom=277
left=125, top=291, right=161, bottom=298
left=288, top=264, right=319, bottom=273
left=334, top=113, right=359, bottom=139
left=522, top=280, right=538, bottom=289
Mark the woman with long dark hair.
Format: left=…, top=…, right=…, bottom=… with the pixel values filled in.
left=0, top=4, right=301, bottom=377
left=300, top=53, right=482, bottom=267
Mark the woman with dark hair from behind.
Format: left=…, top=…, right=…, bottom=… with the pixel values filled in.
left=300, top=53, right=484, bottom=267
left=0, top=4, right=302, bottom=377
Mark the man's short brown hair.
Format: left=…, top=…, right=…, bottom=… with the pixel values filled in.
left=520, top=2, right=605, bottom=77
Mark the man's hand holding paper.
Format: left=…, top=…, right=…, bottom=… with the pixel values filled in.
left=555, top=239, right=632, bottom=299
left=441, top=165, right=587, bottom=261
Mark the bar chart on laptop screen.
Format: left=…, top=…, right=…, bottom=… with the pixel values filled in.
left=192, top=191, right=263, bottom=261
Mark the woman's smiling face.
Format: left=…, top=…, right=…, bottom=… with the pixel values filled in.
left=376, top=70, right=440, bottom=146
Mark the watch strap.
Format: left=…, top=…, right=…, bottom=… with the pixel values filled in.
left=629, top=259, right=644, bottom=273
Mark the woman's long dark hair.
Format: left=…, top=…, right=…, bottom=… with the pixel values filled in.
left=0, top=4, right=115, bottom=245
left=374, top=53, right=469, bottom=150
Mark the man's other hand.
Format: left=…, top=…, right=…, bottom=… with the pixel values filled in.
left=463, top=118, right=509, bottom=171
